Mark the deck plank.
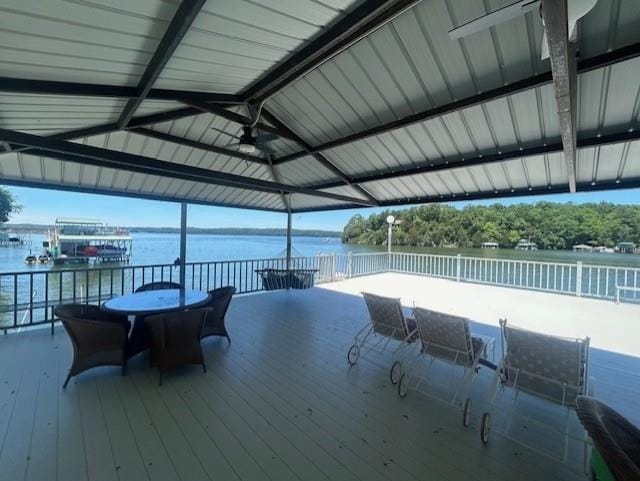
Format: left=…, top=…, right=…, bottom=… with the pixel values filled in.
left=25, top=338, right=59, bottom=481
left=170, top=370, right=300, bottom=481
left=56, top=335, right=89, bottom=481
left=142, top=370, right=249, bottom=481
left=194, top=353, right=376, bottom=481
left=95, top=376, right=151, bottom=481
left=129, top=369, right=211, bottom=481
left=0, top=333, right=48, bottom=481
left=111, top=372, right=181, bottom=481
left=76, top=376, right=119, bottom=481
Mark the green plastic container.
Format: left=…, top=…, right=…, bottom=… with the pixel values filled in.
left=591, top=448, right=615, bottom=481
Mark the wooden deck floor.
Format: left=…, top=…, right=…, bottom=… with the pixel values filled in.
left=0, top=282, right=627, bottom=481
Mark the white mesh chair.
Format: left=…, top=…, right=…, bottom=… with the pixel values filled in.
left=396, top=307, right=489, bottom=427
left=347, top=292, right=417, bottom=383
left=480, top=319, right=591, bottom=463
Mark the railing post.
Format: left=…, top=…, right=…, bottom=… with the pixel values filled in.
left=576, top=261, right=583, bottom=297
left=456, top=254, right=462, bottom=282
left=331, top=252, right=336, bottom=281
left=347, top=252, right=352, bottom=279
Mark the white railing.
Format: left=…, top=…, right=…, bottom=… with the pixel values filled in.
left=387, top=252, right=640, bottom=302
left=2, top=251, right=639, bottom=332
left=319, top=252, right=640, bottom=303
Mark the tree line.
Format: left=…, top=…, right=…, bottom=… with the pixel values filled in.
left=341, top=202, right=640, bottom=250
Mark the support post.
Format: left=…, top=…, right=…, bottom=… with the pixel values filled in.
left=456, top=254, right=462, bottom=282
left=286, top=209, right=292, bottom=270
left=179, top=202, right=187, bottom=289
left=576, top=261, right=583, bottom=297
left=347, top=252, right=353, bottom=279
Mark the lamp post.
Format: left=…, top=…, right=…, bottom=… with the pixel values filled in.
left=387, top=215, right=395, bottom=271
left=386, top=215, right=395, bottom=255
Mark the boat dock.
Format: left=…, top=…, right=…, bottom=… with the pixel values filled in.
left=46, top=217, right=132, bottom=265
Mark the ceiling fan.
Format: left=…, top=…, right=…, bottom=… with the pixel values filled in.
left=210, top=125, right=278, bottom=155
left=448, top=0, right=598, bottom=59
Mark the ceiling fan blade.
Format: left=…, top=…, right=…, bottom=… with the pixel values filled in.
left=257, top=144, right=276, bottom=156
left=448, top=0, right=540, bottom=40
left=210, top=127, right=240, bottom=139
left=255, top=132, right=279, bottom=143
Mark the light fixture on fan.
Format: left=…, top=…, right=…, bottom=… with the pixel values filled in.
left=213, top=125, right=278, bottom=156
left=237, top=126, right=257, bottom=154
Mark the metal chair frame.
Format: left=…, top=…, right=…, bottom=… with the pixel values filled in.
left=480, top=318, right=592, bottom=467
left=395, top=308, right=489, bottom=427
left=347, top=293, right=417, bottom=384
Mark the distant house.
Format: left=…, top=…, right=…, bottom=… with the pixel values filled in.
left=515, top=239, right=537, bottom=251
left=617, top=242, right=636, bottom=254
left=572, top=244, right=592, bottom=253
left=593, top=246, right=615, bottom=254
left=481, top=242, right=499, bottom=249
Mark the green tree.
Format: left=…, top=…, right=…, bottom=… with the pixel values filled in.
left=0, top=187, right=20, bottom=224
left=341, top=202, right=640, bottom=250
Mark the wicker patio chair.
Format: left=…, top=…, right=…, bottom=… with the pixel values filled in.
left=396, top=307, right=490, bottom=427
left=54, top=303, right=130, bottom=388
left=576, top=396, right=640, bottom=481
left=128, top=281, right=182, bottom=359
left=201, top=286, right=235, bottom=343
left=347, top=292, right=417, bottom=383
left=145, top=309, right=208, bottom=386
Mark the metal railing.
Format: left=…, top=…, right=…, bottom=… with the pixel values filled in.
left=2, top=251, right=639, bottom=332
left=0, top=256, right=318, bottom=331
left=388, top=252, right=640, bottom=302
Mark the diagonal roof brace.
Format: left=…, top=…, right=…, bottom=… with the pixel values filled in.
left=183, top=99, right=294, bottom=140
left=117, top=0, right=207, bottom=128
left=0, top=128, right=376, bottom=207
left=260, top=109, right=379, bottom=205
left=540, top=0, right=578, bottom=192
left=241, top=0, right=422, bottom=103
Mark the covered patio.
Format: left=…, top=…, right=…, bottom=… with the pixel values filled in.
left=0, top=0, right=639, bottom=479
left=0, top=283, right=610, bottom=481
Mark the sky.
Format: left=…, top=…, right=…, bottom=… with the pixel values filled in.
left=3, top=185, right=640, bottom=232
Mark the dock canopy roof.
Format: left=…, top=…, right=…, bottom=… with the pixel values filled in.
left=0, top=0, right=639, bottom=213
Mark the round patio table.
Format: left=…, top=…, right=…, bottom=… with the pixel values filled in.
left=102, top=289, right=211, bottom=316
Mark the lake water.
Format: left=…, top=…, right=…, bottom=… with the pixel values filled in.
left=2, top=233, right=640, bottom=328
left=2, top=232, right=640, bottom=273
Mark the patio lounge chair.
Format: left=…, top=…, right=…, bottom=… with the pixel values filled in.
left=145, top=309, right=208, bottom=386
left=201, top=286, right=235, bottom=343
left=347, top=292, right=417, bottom=383
left=54, top=303, right=130, bottom=388
left=480, top=319, right=591, bottom=463
left=396, top=307, right=490, bottom=427
left=576, top=396, right=640, bottom=481
left=128, top=281, right=182, bottom=359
